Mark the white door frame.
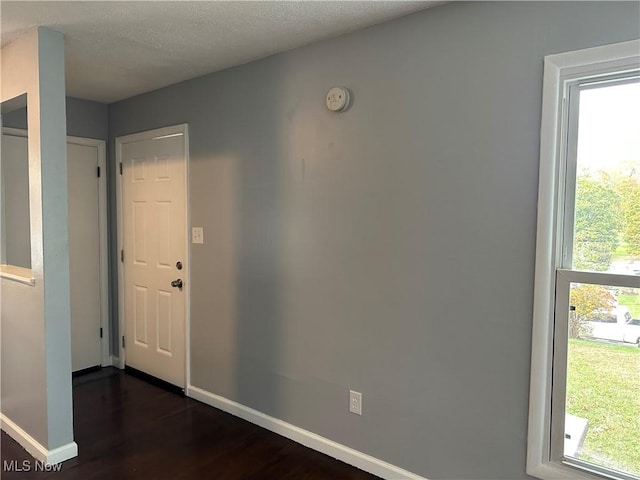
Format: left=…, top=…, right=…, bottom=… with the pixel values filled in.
left=115, top=124, right=190, bottom=387
left=2, top=128, right=110, bottom=367
left=67, top=135, right=110, bottom=368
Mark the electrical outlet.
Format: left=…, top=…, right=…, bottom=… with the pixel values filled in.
left=349, top=390, right=362, bottom=415
left=191, top=227, right=204, bottom=244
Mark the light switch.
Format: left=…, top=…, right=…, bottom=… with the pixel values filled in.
left=191, top=227, right=204, bottom=244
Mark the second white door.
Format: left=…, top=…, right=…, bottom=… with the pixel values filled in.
left=68, top=140, right=104, bottom=371
left=119, top=127, right=187, bottom=388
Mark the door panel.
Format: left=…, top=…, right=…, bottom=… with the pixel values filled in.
left=122, top=133, right=186, bottom=388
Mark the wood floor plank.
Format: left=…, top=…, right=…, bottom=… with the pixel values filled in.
left=1, top=368, right=381, bottom=480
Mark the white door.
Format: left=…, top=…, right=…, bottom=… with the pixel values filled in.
left=120, top=129, right=187, bottom=388
left=68, top=141, right=102, bottom=371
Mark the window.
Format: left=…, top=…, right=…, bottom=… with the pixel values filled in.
left=1, top=129, right=31, bottom=268
left=1, top=93, right=34, bottom=285
left=528, top=40, right=640, bottom=480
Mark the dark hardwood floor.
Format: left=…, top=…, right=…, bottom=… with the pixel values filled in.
left=1, top=368, right=380, bottom=479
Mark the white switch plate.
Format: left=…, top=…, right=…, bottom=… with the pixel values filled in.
left=191, top=227, right=204, bottom=244
left=349, top=390, right=362, bottom=415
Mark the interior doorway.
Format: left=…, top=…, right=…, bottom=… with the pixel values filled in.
left=67, top=136, right=109, bottom=371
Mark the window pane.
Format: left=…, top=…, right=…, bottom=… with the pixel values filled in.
left=566, top=282, right=640, bottom=477
left=573, top=80, right=640, bottom=274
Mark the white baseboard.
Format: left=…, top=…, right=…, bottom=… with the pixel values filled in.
left=110, top=355, right=123, bottom=368
left=0, top=414, right=77, bottom=464
left=186, top=385, right=428, bottom=480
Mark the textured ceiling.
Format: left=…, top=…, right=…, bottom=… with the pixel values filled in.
left=1, top=1, right=441, bottom=104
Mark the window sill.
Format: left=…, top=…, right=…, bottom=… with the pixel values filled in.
left=0, top=265, right=35, bottom=286
left=528, top=459, right=628, bottom=480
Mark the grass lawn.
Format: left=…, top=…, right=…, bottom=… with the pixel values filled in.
left=612, top=243, right=635, bottom=260
left=567, top=339, right=640, bottom=475
left=619, top=293, right=640, bottom=318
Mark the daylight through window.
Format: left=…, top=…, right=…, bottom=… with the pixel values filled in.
left=528, top=40, right=640, bottom=480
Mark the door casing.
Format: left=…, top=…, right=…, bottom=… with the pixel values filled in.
left=67, top=135, right=110, bottom=369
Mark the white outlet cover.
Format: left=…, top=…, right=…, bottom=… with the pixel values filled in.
left=349, top=390, right=362, bottom=415
left=192, top=227, right=204, bottom=244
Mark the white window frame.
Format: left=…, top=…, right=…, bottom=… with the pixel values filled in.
left=528, top=39, right=640, bottom=480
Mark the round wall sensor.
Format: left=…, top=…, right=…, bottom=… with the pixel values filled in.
left=326, top=87, right=350, bottom=112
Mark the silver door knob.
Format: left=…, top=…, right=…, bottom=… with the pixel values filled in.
left=171, top=279, right=183, bottom=289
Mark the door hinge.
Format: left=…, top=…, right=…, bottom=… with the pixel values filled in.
left=121, top=250, right=124, bottom=263
left=122, top=336, right=126, bottom=348
left=119, top=162, right=123, bottom=175
left=97, top=166, right=101, bottom=178
left=100, top=327, right=103, bottom=338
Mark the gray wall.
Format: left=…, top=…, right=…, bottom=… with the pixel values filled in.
left=2, top=106, right=27, bottom=130
left=109, top=3, right=640, bottom=479
left=65, top=97, right=108, bottom=140
left=2, top=97, right=108, bottom=140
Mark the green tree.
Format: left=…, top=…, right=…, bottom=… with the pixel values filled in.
left=573, top=175, right=623, bottom=271
left=569, top=284, right=616, bottom=338
left=617, top=177, right=640, bottom=257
